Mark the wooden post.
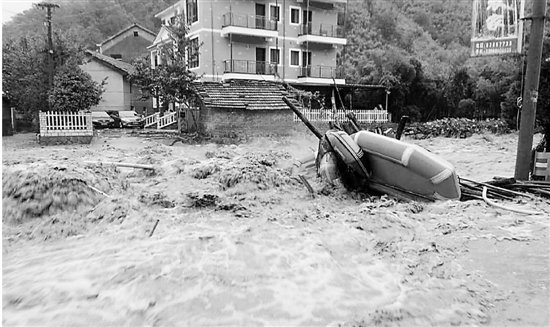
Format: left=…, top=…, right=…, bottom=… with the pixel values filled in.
left=515, top=0, right=547, bottom=180
left=395, top=115, right=409, bottom=140
left=176, top=103, right=182, bottom=134
left=283, top=97, right=323, bottom=139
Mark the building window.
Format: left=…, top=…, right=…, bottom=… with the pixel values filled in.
left=337, top=12, right=345, bottom=26
left=303, top=10, right=312, bottom=24
left=188, top=37, right=199, bottom=68
left=302, top=51, right=312, bottom=67
left=152, top=51, right=159, bottom=68
left=134, top=31, right=139, bottom=37
left=290, top=7, right=300, bottom=25
left=170, top=16, right=176, bottom=25
left=270, top=4, right=280, bottom=22
left=290, top=49, right=300, bottom=66
left=270, top=48, right=280, bottom=64
left=187, top=0, right=198, bottom=23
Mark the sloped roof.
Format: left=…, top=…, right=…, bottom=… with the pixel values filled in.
left=149, top=25, right=174, bottom=49
left=192, top=81, right=299, bottom=111
left=98, top=23, right=157, bottom=46
left=85, top=50, right=136, bottom=75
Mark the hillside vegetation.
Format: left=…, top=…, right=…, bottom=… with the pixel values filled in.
left=2, top=0, right=549, bottom=127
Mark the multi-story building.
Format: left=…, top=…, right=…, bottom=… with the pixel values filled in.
left=149, top=0, right=347, bottom=85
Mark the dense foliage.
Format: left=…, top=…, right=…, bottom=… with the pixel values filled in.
left=2, top=0, right=178, bottom=48
left=404, top=118, right=511, bottom=139
left=342, top=0, right=550, bottom=129
left=2, top=0, right=549, bottom=130
left=48, top=65, right=104, bottom=112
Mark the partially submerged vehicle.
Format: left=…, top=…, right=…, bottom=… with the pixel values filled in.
left=286, top=97, right=461, bottom=202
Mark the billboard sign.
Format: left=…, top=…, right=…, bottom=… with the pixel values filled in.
left=471, top=0, right=525, bottom=57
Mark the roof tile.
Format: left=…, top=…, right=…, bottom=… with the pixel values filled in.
left=192, top=81, right=299, bottom=111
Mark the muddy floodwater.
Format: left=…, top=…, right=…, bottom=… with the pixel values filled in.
left=2, top=130, right=549, bottom=326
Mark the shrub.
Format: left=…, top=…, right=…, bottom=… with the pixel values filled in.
left=48, top=64, right=104, bottom=112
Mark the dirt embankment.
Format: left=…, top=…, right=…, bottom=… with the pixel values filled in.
left=2, top=131, right=549, bottom=326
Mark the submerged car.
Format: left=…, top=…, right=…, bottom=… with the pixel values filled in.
left=106, top=110, right=145, bottom=128
left=91, top=111, right=116, bottom=129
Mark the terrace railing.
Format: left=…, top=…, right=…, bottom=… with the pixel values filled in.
left=298, top=65, right=344, bottom=79
left=222, top=12, right=277, bottom=31
left=224, top=60, right=278, bottom=75
left=299, top=23, right=345, bottom=38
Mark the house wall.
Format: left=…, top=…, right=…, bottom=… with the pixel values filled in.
left=101, top=30, right=156, bottom=63
left=80, top=60, right=127, bottom=111
left=200, top=107, right=294, bottom=138
left=122, top=77, right=133, bottom=110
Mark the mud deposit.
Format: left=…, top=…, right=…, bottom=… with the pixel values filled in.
left=2, top=130, right=549, bottom=326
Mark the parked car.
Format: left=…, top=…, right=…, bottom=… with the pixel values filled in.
left=91, top=111, right=116, bottom=129
left=106, top=110, right=145, bottom=128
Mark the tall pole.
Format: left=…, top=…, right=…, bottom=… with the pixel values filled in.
left=36, top=3, right=60, bottom=99
left=514, top=0, right=547, bottom=180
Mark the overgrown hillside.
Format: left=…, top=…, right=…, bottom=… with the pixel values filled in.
left=2, top=0, right=178, bottom=47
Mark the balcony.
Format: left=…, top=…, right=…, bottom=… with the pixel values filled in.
left=297, top=65, right=345, bottom=84
left=223, top=60, right=279, bottom=81
left=297, top=23, right=347, bottom=46
left=221, top=12, right=278, bottom=39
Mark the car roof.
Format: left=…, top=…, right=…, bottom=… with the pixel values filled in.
left=119, top=111, right=138, bottom=117
left=92, top=111, right=111, bottom=117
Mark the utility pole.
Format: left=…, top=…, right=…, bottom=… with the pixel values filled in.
left=36, top=3, right=60, bottom=94
left=514, top=0, right=547, bottom=180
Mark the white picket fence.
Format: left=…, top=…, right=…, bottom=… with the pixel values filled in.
left=294, top=109, right=389, bottom=123
left=39, top=111, right=93, bottom=136
left=144, top=111, right=178, bottom=129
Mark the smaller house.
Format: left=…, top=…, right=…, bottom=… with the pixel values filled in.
left=81, top=50, right=150, bottom=114
left=97, top=23, right=157, bottom=63
left=188, top=81, right=300, bottom=138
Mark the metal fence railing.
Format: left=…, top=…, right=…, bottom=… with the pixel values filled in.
left=299, top=23, right=345, bottom=38
left=224, top=60, right=278, bottom=75
left=222, top=12, right=277, bottom=31
left=298, top=65, right=344, bottom=79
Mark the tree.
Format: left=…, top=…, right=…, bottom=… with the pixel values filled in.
left=129, top=14, right=200, bottom=118
left=2, top=36, right=49, bottom=125
left=3, top=31, right=88, bottom=128
left=48, top=64, right=104, bottom=112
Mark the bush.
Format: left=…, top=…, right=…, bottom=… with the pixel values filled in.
left=404, top=118, right=510, bottom=139
left=48, top=64, right=104, bottom=112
